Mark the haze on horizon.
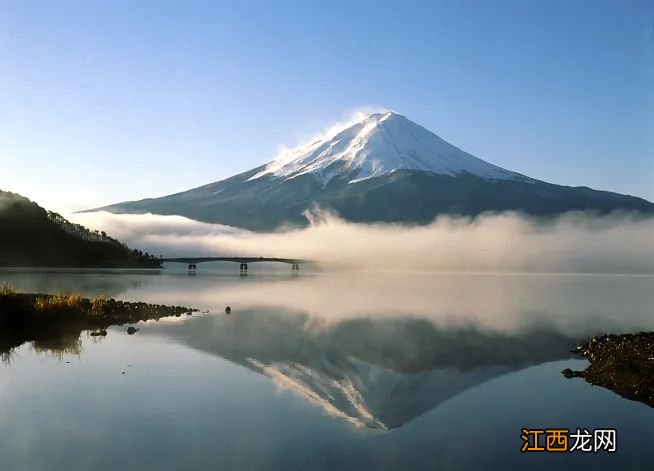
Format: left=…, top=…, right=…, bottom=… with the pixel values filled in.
left=1, top=0, right=653, bottom=212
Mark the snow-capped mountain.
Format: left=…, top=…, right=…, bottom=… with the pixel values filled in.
left=90, top=111, right=654, bottom=230
left=249, top=111, right=520, bottom=184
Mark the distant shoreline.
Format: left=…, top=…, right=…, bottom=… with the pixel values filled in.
left=0, top=263, right=163, bottom=270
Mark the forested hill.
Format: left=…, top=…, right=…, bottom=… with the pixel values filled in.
left=0, top=191, right=161, bottom=268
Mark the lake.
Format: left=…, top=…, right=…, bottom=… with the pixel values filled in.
left=1, top=266, right=653, bottom=470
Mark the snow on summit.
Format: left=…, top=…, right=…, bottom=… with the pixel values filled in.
left=249, top=111, right=520, bottom=184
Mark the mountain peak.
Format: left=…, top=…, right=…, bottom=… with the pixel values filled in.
left=249, top=111, right=519, bottom=184
left=361, top=110, right=402, bottom=121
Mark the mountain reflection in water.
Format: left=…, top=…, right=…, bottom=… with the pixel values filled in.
left=141, top=309, right=579, bottom=429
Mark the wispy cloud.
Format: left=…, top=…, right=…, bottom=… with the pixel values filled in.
left=270, top=105, right=392, bottom=160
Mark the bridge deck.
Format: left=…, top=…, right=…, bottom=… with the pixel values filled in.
left=162, top=257, right=306, bottom=265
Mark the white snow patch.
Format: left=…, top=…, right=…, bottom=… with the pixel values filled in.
left=249, top=111, right=520, bottom=185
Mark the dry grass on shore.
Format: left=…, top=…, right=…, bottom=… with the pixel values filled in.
left=0, top=283, right=195, bottom=321
left=34, top=293, right=84, bottom=312
left=0, top=282, right=17, bottom=296
left=2, top=282, right=107, bottom=314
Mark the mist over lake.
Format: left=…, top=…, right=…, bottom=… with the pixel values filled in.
left=71, top=210, right=654, bottom=274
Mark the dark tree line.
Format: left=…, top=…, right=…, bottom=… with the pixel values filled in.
left=0, top=190, right=162, bottom=268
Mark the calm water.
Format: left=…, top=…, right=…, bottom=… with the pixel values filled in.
left=1, top=266, right=653, bottom=470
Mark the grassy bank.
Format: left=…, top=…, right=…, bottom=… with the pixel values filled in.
left=0, top=283, right=196, bottom=357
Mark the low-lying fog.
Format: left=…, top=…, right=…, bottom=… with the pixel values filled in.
left=71, top=209, right=654, bottom=274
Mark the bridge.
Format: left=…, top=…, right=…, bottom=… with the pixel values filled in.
left=161, top=256, right=307, bottom=271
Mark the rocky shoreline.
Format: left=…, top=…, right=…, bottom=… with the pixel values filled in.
left=563, top=332, right=654, bottom=407
left=0, top=290, right=197, bottom=356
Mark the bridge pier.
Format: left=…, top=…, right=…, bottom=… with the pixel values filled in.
left=188, top=263, right=196, bottom=270
left=240, top=263, right=248, bottom=271
left=291, top=263, right=299, bottom=270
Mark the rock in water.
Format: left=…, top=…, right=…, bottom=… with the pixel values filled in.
left=564, top=333, right=654, bottom=407
left=225, top=306, right=232, bottom=314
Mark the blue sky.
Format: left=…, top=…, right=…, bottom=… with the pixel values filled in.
left=1, top=0, right=652, bottom=212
